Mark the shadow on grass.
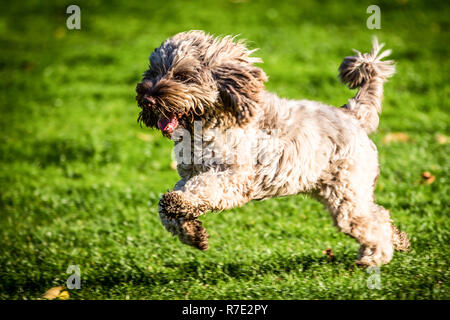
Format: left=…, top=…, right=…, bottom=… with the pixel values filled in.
left=1, top=252, right=357, bottom=298
left=78, top=251, right=356, bottom=292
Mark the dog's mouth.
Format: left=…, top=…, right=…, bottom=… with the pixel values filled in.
left=157, top=114, right=180, bottom=134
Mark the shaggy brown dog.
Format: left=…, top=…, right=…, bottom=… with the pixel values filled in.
left=136, top=31, right=410, bottom=266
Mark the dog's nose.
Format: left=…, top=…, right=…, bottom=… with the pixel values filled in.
left=144, top=96, right=156, bottom=106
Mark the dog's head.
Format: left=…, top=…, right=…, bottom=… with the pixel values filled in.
left=136, top=31, right=267, bottom=136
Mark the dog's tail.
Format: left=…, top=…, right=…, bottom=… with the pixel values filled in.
left=339, top=37, right=395, bottom=134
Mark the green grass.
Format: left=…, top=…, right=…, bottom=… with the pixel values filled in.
left=0, top=0, right=449, bottom=300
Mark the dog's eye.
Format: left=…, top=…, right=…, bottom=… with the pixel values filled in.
left=174, top=73, right=190, bottom=82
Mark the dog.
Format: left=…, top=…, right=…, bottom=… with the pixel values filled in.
left=136, top=31, right=410, bottom=266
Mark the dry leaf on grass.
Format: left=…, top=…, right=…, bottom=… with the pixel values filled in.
left=57, top=291, right=70, bottom=300
left=421, top=171, right=435, bottom=185
left=42, top=286, right=64, bottom=300
left=435, top=134, right=449, bottom=145
left=383, top=132, right=410, bottom=144
left=42, top=286, right=70, bottom=300
left=322, top=248, right=335, bottom=260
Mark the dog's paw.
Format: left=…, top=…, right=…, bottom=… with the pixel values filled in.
left=179, top=219, right=210, bottom=251
left=356, top=243, right=393, bottom=266
left=159, top=211, right=210, bottom=250
left=158, top=191, right=210, bottom=250
left=159, top=191, right=202, bottom=220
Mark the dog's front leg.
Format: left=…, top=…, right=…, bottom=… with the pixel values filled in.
left=158, top=170, right=252, bottom=250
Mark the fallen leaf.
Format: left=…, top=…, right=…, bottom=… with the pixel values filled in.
left=435, top=134, right=449, bottom=144
left=42, top=286, right=64, bottom=300
left=383, top=132, right=410, bottom=144
left=322, top=248, right=335, bottom=260
left=137, top=132, right=153, bottom=142
left=57, top=291, right=70, bottom=300
left=421, top=171, right=435, bottom=185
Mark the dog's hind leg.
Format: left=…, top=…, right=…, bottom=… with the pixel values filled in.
left=319, top=182, right=395, bottom=266
left=318, top=156, right=409, bottom=266
left=158, top=170, right=252, bottom=250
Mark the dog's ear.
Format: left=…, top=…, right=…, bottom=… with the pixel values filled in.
left=208, top=36, right=268, bottom=126
left=213, top=63, right=267, bottom=126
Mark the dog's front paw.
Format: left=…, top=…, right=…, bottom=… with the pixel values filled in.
left=159, top=191, right=202, bottom=220
left=356, top=243, right=394, bottom=266
left=159, top=211, right=210, bottom=251
left=158, top=191, right=210, bottom=250
left=179, top=219, right=210, bottom=251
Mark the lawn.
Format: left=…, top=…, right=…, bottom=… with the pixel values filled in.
left=0, top=0, right=448, bottom=300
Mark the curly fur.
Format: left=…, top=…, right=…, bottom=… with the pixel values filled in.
left=136, top=31, right=410, bottom=266
left=339, top=38, right=396, bottom=134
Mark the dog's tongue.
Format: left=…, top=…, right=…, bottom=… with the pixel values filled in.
left=157, top=115, right=178, bottom=133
